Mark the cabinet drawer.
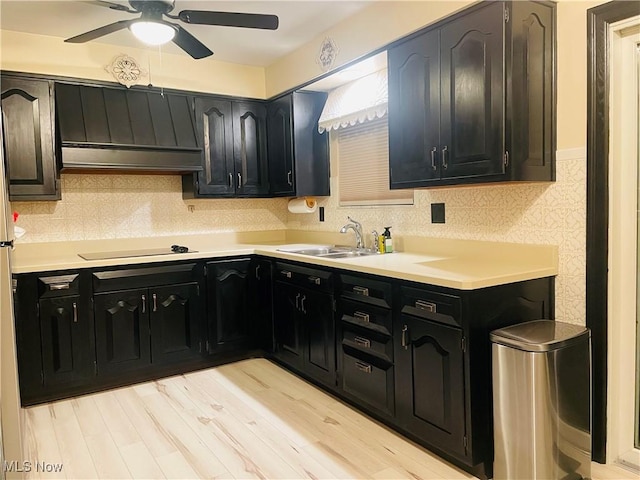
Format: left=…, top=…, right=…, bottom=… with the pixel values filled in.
left=342, top=351, right=394, bottom=416
left=400, top=287, right=461, bottom=328
left=92, top=263, right=198, bottom=292
left=342, top=327, right=392, bottom=363
left=339, top=274, right=391, bottom=308
left=38, top=274, right=80, bottom=297
left=275, top=262, right=333, bottom=293
left=340, top=299, right=392, bottom=336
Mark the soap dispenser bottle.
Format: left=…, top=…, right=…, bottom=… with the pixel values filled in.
left=383, top=227, right=393, bottom=253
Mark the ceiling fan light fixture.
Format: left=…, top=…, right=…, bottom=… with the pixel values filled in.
left=130, top=20, right=175, bottom=46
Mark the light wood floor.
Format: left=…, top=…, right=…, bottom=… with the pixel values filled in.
left=22, top=358, right=639, bottom=480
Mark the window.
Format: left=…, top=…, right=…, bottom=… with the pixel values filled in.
left=337, top=117, right=413, bottom=206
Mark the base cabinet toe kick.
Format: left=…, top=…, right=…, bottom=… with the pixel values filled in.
left=13, top=255, right=553, bottom=479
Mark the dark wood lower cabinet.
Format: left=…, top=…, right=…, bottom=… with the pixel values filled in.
left=150, top=283, right=200, bottom=365
left=93, top=289, right=151, bottom=374
left=39, top=295, right=94, bottom=387
left=207, top=259, right=253, bottom=353
left=395, top=315, right=466, bottom=457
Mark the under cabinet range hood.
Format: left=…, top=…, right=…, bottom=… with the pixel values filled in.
left=55, top=82, right=202, bottom=173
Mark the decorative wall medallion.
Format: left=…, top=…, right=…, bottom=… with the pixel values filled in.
left=316, top=37, right=339, bottom=72
left=105, top=54, right=147, bottom=88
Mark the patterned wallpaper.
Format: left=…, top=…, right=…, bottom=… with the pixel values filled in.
left=289, top=148, right=587, bottom=325
left=12, top=148, right=586, bottom=324
left=11, top=174, right=288, bottom=242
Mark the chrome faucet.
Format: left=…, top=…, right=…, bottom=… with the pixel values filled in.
left=340, top=216, right=364, bottom=249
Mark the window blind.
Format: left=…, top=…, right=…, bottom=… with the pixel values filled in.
left=337, top=117, right=414, bottom=206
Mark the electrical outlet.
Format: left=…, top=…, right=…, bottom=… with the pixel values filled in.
left=319, top=206, right=325, bottom=222
left=431, top=203, right=445, bottom=223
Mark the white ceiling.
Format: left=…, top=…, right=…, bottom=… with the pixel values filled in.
left=0, top=0, right=372, bottom=67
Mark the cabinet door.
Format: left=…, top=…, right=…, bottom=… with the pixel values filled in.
left=232, top=101, right=269, bottom=196
left=508, top=1, right=555, bottom=181
left=273, top=281, right=303, bottom=369
left=93, top=289, right=150, bottom=374
left=248, top=258, right=273, bottom=352
left=395, top=315, right=466, bottom=457
left=440, top=2, right=504, bottom=180
left=150, top=283, right=200, bottom=364
left=388, top=29, right=441, bottom=188
left=266, top=96, right=295, bottom=196
left=301, top=290, right=335, bottom=386
left=195, top=97, right=235, bottom=196
left=207, top=259, right=253, bottom=353
left=39, top=296, right=94, bottom=386
left=1, top=76, right=59, bottom=200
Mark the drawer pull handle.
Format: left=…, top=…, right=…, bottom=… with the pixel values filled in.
left=415, top=300, right=437, bottom=313
left=237, top=173, right=242, bottom=188
left=442, top=145, right=448, bottom=170
left=355, top=361, right=372, bottom=373
left=353, top=311, right=370, bottom=323
left=287, top=170, right=293, bottom=186
left=152, top=293, right=158, bottom=312
left=72, top=302, right=78, bottom=323
left=402, top=325, right=408, bottom=349
left=228, top=173, right=233, bottom=187
left=354, top=336, right=371, bottom=348
left=308, top=276, right=321, bottom=285
left=255, top=264, right=261, bottom=280
left=281, top=270, right=292, bottom=278
left=353, top=286, right=369, bottom=296
left=295, top=293, right=301, bottom=310
left=142, top=294, right=146, bottom=313
left=430, top=146, right=437, bottom=171
left=12, top=279, right=17, bottom=294
left=300, top=295, right=306, bottom=314
left=50, top=283, right=70, bottom=290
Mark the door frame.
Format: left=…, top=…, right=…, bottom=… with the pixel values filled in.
left=586, top=0, right=640, bottom=463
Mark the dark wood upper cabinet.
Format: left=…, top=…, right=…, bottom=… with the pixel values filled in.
left=1, top=75, right=60, bottom=201
left=267, top=91, right=329, bottom=197
left=388, top=1, right=555, bottom=189
left=184, top=98, right=269, bottom=197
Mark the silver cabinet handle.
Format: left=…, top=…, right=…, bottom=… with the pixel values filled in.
left=415, top=300, right=437, bottom=313
left=72, top=302, right=78, bottom=323
left=141, top=294, right=146, bottom=313
left=430, top=147, right=437, bottom=171
left=355, top=361, right=372, bottom=373
left=50, top=283, right=70, bottom=290
left=300, top=295, right=306, bottom=314
left=281, top=270, right=292, bottom=278
left=287, top=170, right=293, bottom=186
left=442, top=145, right=448, bottom=170
left=402, top=325, right=408, bottom=349
left=12, top=279, right=17, bottom=294
left=255, top=264, right=261, bottom=280
left=353, top=311, right=370, bottom=323
left=295, top=293, right=301, bottom=310
left=354, top=336, right=371, bottom=348
left=152, top=293, right=157, bottom=312
left=228, top=173, right=233, bottom=187
left=308, top=276, right=321, bottom=285
left=353, top=286, right=369, bottom=296
left=237, top=173, right=242, bottom=188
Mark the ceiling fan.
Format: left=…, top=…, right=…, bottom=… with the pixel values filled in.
left=64, top=0, right=279, bottom=59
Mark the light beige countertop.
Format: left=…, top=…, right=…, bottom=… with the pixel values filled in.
left=11, top=230, right=558, bottom=290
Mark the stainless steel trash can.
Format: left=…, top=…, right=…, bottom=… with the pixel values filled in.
left=491, top=320, right=591, bottom=480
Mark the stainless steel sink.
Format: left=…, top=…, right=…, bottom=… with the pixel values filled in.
left=277, top=246, right=377, bottom=258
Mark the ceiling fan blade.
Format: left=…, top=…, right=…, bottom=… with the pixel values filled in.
left=172, top=25, right=213, bottom=59
left=65, top=20, right=135, bottom=43
left=80, top=0, right=137, bottom=13
left=178, top=11, right=279, bottom=30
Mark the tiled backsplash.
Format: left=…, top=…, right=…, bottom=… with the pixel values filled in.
left=12, top=148, right=585, bottom=324
left=11, top=174, right=289, bottom=242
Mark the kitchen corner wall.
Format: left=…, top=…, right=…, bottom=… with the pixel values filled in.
left=11, top=174, right=288, bottom=242
left=288, top=147, right=586, bottom=325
